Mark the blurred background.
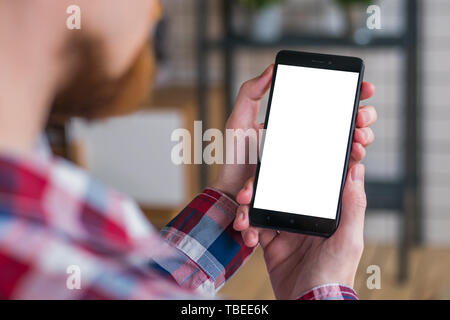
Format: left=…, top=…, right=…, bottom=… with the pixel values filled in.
left=47, top=0, right=450, bottom=299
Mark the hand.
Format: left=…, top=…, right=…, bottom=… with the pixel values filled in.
left=232, top=92, right=377, bottom=300
left=213, top=65, right=274, bottom=198
left=213, top=64, right=376, bottom=200
left=234, top=164, right=367, bottom=299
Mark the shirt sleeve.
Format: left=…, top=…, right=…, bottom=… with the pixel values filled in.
left=154, top=188, right=255, bottom=296
left=296, top=284, right=358, bottom=300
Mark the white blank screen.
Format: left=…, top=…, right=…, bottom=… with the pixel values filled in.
left=253, top=64, right=359, bottom=220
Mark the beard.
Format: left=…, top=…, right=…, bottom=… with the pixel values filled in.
left=49, top=35, right=154, bottom=123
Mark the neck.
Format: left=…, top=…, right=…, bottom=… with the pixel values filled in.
left=0, top=2, right=65, bottom=156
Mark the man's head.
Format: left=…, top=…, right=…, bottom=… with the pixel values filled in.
left=11, top=0, right=159, bottom=124
left=0, top=0, right=160, bottom=153
left=49, top=0, right=161, bottom=122
left=50, top=33, right=154, bottom=122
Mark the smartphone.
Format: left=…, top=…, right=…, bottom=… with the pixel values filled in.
left=249, top=50, right=365, bottom=237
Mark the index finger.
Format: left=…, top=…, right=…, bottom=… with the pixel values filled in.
left=234, top=204, right=278, bottom=249
left=360, top=82, right=375, bottom=101
left=236, top=177, right=255, bottom=206
left=230, top=65, right=274, bottom=124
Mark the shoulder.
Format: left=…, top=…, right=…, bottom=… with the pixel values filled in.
left=0, top=154, right=155, bottom=252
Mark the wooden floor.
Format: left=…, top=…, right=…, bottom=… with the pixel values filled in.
left=220, top=243, right=450, bottom=300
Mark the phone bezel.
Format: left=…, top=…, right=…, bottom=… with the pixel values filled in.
left=249, top=50, right=365, bottom=238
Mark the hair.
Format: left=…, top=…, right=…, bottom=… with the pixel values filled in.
left=49, top=34, right=154, bottom=124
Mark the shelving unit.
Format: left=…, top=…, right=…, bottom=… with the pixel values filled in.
left=197, top=0, right=421, bottom=281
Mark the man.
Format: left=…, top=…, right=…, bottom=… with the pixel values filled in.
left=0, top=0, right=377, bottom=299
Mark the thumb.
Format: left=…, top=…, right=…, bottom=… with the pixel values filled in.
left=240, top=64, right=274, bottom=101
left=336, top=164, right=367, bottom=239
left=231, top=65, right=274, bottom=119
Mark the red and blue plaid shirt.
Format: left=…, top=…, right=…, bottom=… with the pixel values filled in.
left=0, top=153, right=357, bottom=299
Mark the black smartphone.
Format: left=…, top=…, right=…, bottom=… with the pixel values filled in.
left=249, top=50, right=365, bottom=237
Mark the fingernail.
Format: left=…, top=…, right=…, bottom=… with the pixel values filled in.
left=362, top=128, right=369, bottom=141
left=239, top=209, right=245, bottom=220
left=361, top=110, right=369, bottom=124
left=260, top=64, right=273, bottom=77
left=351, top=164, right=365, bottom=184
left=249, top=229, right=258, bottom=242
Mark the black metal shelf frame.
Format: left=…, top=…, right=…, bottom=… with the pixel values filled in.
left=197, top=0, right=421, bottom=281
left=207, top=34, right=407, bottom=50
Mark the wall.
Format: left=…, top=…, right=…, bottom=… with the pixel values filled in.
left=161, top=0, right=450, bottom=244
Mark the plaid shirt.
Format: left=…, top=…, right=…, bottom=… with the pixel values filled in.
left=0, top=153, right=357, bottom=300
